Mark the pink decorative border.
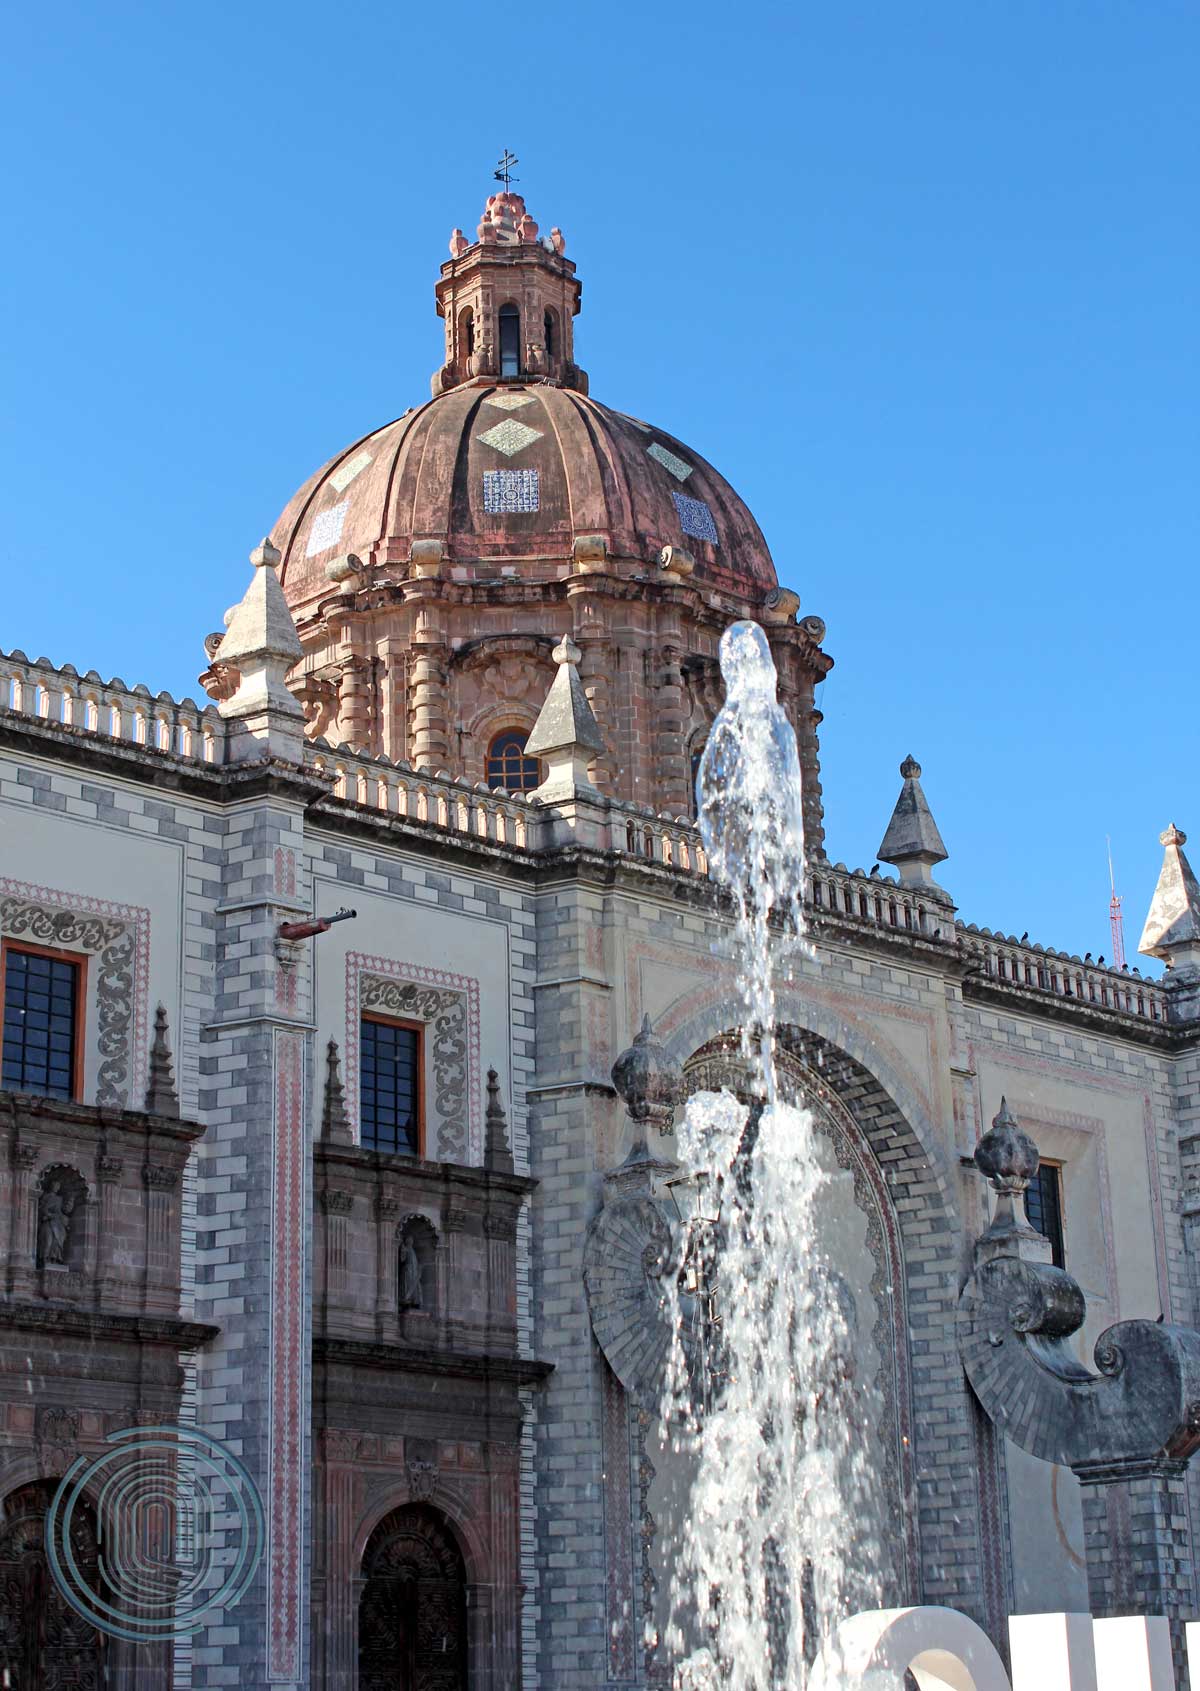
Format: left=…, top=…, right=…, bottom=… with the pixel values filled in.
left=343, top=952, right=482, bottom=1162
left=267, top=1029, right=305, bottom=1681
left=601, top=1363, right=635, bottom=1679
left=0, top=874, right=151, bottom=1102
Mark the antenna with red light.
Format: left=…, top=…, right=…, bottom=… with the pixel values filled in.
left=1107, top=837, right=1127, bottom=970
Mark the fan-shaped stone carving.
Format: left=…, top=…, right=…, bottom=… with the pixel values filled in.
left=582, top=1194, right=676, bottom=1402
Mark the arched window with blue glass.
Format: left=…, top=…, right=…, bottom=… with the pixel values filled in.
left=486, top=729, right=540, bottom=793
left=498, top=303, right=521, bottom=378
left=689, top=733, right=707, bottom=819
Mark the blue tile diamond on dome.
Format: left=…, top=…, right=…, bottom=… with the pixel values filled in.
left=484, top=469, right=540, bottom=513
left=671, top=491, right=718, bottom=546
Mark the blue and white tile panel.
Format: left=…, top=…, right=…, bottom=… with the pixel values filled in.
left=484, top=469, right=540, bottom=513
left=672, top=491, right=718, bottom=546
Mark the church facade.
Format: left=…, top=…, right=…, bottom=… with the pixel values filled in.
left=0, top=188, right=1198, bottom=1690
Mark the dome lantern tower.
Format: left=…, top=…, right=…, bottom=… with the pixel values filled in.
left=433, top=192, right=587, bottom=396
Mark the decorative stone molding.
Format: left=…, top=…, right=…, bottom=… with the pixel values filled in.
left=320, top=1189, right=354, bottom=1215
left=96, top=1156, right=123, bottom=1183
left=407, top=1458, right=439, bottom=1502
left=444, top=1208, right=470, bottom=1233
left=35, top=1405, right=80, bottom=1446
left=141, top=1163, right=179, bottom=1190
left=323, top=1429, right=362, bottom=1464
left=348, top=954, right=480, bottom=1161
left=483, top=1214, right=517, bottom=1241
left=582, top=1193, right=674, bottom=1404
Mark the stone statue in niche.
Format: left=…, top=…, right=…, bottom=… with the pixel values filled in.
left=38, top=1180, right=76, bottom=1267
left=399, top=1235, right=423, bottom=1309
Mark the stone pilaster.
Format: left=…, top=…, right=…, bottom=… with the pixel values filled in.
left=653, top=632, right=689, bottom=817
left=193, top=785, right=317, bottom=1691
left=409, top=644, right=449, bottom=771
left=1078, top=1460, right=1195, bottom=1683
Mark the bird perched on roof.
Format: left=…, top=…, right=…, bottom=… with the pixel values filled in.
left=1084, top=952, right=1092, bottom=962
left=1020, top=932, right=1029, bottom=943
left=1098, top=955, right=1105, bottom=966
left=870, top=863, right=880, bottom=876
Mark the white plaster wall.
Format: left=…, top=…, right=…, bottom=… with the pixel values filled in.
left=0, top=776, right=190, bottom=1103
left=310, top=861, right=517, bottom=1166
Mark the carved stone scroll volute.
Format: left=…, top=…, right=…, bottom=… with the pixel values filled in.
left=959, top=1098, right=1200, bottom=1662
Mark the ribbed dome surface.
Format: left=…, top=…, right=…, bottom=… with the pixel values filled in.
left=273, top=382, right=777, bottom=606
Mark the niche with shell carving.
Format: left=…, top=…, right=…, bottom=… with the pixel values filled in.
left=397, top=1215, right=438, bottom=1315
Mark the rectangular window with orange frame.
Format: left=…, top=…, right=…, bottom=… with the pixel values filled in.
left=1, top=942, right=86, bottom=1102
left=359, top=1014, right=423, bottom=1156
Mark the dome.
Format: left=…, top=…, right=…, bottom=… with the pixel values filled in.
left=273, top=382, right=778, bottom=609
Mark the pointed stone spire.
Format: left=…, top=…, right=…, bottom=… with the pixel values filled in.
left=877, top=755, right=948, bottom=890
left=321, top=1040, right=353, bottom=1143
left=1140, top=825, right=1200, bottom=967
left=145, top=1004, right=180, bottom=1118
left=525, top=636, right=607, bottom=803
left=1139, top=825, right=1200, bottom=1022
left=217, top=538, right=305, bottom=762
left=484, top=1068, right=514, bottom=1173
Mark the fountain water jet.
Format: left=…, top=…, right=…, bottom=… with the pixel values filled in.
left=658, top=621, right=884, bottom=1688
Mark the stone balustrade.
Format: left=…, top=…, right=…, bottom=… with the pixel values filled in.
left=959, top=924, right=1167, bottom=1023
left=612, top=802, right=708, bottom=875
left=810, top=860, right=953, bottom=944
left=307, top=740, right=532, bottom=850
left=0, top=647, right=1173, bottom=1027
left=0, top=647, right=222, bottom=763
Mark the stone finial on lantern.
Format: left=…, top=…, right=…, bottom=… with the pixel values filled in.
left=145, top=1005, right=180, bottom=1118
left=611, top=1015, right=683, bottom=1138
left=485, top=1067, right=514, bottom=1173
left=525, top=635, right=607, bottom=804
left=215, top=538, right=305, bottom=762
left=973, top=1097, right=1050, bottom=1264
left=877, top=755, right=949, bottom=893
left=1139, top=824, right=1200, bottom=1022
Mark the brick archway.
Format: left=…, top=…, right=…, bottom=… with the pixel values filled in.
left=662, top=1001, right=997, bottom=1632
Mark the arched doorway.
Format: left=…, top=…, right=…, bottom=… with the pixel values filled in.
left=358, top=1502, right=467, bottom=1691
left=0, top=1480, right=105, bottom=1689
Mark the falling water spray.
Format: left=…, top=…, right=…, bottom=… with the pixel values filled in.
left=658, top=622, right=883, bottom=1689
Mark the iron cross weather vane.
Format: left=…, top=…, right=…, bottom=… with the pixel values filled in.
left=494, top=149, right=519, bottom=190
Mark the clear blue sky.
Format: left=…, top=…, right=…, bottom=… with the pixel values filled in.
left=2, top=2, right=1195, bottom=968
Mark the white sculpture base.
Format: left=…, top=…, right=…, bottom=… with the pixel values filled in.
left=808, top=1606, right=1194, bottom=1691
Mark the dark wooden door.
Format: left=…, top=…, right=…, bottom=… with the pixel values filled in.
left=0, top=1482, right=104, bottom=1691
left=358, top=1504, right=466, bottom=1691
